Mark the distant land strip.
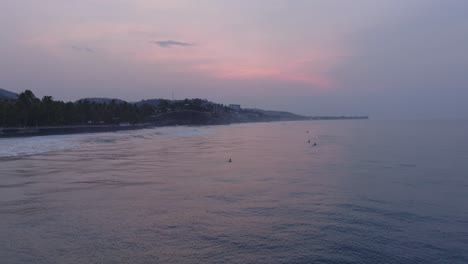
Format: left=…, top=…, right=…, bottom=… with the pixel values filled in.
left=0, top=89, right=368, bottom=137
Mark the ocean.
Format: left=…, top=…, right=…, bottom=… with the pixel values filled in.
left=1, top=120, right=467, bottom=263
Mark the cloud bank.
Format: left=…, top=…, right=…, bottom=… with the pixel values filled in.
left=1, top=0, right=468, bottom=118
left=151, top=40, right=193, bottom=48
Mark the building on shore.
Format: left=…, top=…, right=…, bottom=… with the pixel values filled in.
left=228, top=104, right=241, bottom=111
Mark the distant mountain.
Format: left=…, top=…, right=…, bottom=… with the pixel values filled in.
left=134, top=99, right=163, bottom=106
left=76, top=98, right=127, bottom=104
left=0, top=88, right=18, bottom=100
left=247, top=108, right=308, bottom=119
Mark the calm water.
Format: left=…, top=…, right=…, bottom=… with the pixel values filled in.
left=1, top=120, right=467, bottom=263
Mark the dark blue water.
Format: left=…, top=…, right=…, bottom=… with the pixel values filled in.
left=1, top=120, right=467, bottom=263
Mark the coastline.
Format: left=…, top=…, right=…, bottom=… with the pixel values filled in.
left=0, top=116, right=368, bottom=138
left=0, top=124, right=151, bottom=138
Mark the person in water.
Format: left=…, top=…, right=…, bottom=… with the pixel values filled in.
left=229, top=158, right=232, bottom=162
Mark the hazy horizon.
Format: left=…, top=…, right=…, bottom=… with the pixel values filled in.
left=1, top=0, right=468, bottom=119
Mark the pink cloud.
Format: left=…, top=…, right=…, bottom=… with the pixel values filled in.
left=191, top=62, right=332, bottom=88
left=24, top=18, right=343, bottom=90
left=139, top=30, right=341, bottom=89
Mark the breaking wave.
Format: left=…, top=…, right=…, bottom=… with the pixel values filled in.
left=0, top=126, right=212, bottom=158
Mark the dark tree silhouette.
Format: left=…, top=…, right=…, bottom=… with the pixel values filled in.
left=0, top=90, right=227, bottom=128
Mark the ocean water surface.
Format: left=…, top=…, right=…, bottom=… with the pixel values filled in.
left=0, top=120, right=467, bottom=263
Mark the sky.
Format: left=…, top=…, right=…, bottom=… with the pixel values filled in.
left=1, top=0, right=467, bottom=119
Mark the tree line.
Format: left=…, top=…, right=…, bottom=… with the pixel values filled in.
left=0, top=90, right=229, bottom=127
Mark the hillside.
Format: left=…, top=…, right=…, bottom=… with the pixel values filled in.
left=0, top=88, right=18, bottom=100
left=76, top=98, right=127, bottom=104
left=246, top=109, right=308, bottom=120
left=1, top=90, right=368, bottom=136
left=135, top=99, right=162, bottom=106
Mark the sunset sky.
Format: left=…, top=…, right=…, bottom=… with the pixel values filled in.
left=1, top=0, right=467, bottom=118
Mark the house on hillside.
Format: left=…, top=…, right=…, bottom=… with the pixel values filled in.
left=228, top=104, right=241, bottom=111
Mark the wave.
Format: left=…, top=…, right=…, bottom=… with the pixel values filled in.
left=158, top=128, right=210, bottom=137
left=0, top=127, right=212, bottom=158
left=0, top=135, right=84, bottom=158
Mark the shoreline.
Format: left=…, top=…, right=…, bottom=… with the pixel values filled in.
left=0, top=124, right=152, bottom=138
left=0, top=117, right=368, bottom=138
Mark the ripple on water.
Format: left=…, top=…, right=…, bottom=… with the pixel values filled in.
left=1, top=121, right=468, bottom=263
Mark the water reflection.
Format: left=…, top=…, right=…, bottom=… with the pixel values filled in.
left=1, top=121, right=468, bottom=263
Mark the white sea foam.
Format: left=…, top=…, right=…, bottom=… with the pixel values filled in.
left=0, top=135, right=84, bottom=158
left=156, top=127, right=210, bottom=137
left=0, top=127, right=212, bottom=158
